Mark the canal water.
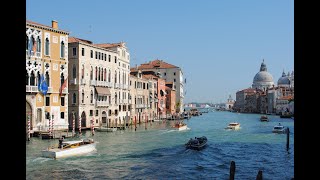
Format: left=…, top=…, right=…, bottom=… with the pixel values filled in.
left=26, top=111, right=294, bottom=179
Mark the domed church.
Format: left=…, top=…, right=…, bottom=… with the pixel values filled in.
left=277, top=70, right=291, bottom=87
left=252, top=59, right=274, bottom=90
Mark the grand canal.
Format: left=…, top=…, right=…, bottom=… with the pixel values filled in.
left=26, top=110, right=294, bottom=179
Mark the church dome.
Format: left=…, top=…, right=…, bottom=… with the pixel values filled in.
left=278, top=71, right=290, bottom=86
left=252, top=60, right=274, bottom=89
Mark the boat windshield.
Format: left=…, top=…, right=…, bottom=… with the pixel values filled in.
left=274, top=126, right=283, bottom=129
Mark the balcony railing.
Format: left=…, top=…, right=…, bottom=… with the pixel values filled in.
left=96, top=101, right=109, bottom=107
left=26, top=50, right=41, bottom=58
left=136, top=104, right=145, bottom=108
left=26, top=85, right=38, bottom=93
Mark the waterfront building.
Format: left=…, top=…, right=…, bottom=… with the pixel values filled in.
left=68, top=37, right=130, bottom=129
left=26, top=20, right=69, bottom=133
left=135, top=60, right=185, bottom=113
left=129, top=70, right=158, bottom=124
left=165, top=82, right=177, bottom=117
left=267, top=86, right=278, bottom=114
left=276, top=95, right=293, bottom=115
left=225, top=95, right=235, bottom=110
left=252, top=59, right=274, bottom=90
left=233, top=88, right=256, bottom=112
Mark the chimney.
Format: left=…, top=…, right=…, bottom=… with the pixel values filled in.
left=52, top=20, right=58, bottom=29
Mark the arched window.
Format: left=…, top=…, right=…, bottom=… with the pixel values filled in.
left=45, top=71, right=50, bottom=86
left=104, top=68, right=106, bottom=82
left=26, top=36, right=29, bottom=50
left=45, top=38, right=49, bottom=55
left=91, top=90, right=93, bottom=104
left=82, top=90, right=84, bottom=104
left=37, top=36, right=41, bottom=52
left=60, top=41, right=65, bottom=58
left=115, top=70, right=117, bottom=83
left=98, top=67, right=101, bottom=81
left=115, top=93, right=117, bottom=104
left=100, top=68, right=103, bottom=81
left=37, top=71, right=40, bottom=86
left=73, top=65, right=76, bottom=79
left=73, top=93, right=77, bottom=104
left=26, top=70, right=29, bottom=85
left=30, top=36, right=35, bottom=52
left=61, top=73, right=65, bottom=86
left=82, top=65, right=85, bottom=79
left=90, top=66, right=93, bottom=80
left=119, top=71, right=121, bottom=84
left=90, top=50, right=93, bottom=58
left=95, top=67, right=98, bottom=80
left=108, top=69, right=111, bottom=82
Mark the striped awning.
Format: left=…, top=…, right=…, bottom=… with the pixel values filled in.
left=95, top=87, right=111, bottom=96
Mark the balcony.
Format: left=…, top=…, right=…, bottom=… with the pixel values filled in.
left=136, top=104, right=145, bottom=108
left=26, top=85, right=38, bottom=93
left=81, top=79, right=86, bottom=85
left=96, top=101, right=109, bottom=107
left=90, top=80, right=96, bottom=86
left=26, top=50, right=41, bottom=58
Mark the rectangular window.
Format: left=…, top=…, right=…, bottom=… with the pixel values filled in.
left=90, top=50, right=93, bottom=58
left=61, top=97, right=65, bottom=106
left=109, top=55, right=111, bottom=62
left=60, top=112, right=65, bottom=119
left=164, top=73, right=166, bottom=76
left=45, top=96, right=50, bottom=106
left=53, top=96, right=58, bottom=103
left=174, top=79, right=176, bottom=82
left=72, top=47, right=77, bottom=56
left=115, top=56, right=117, bottom=63
left=95, top=51, right=97, bottom=59
left=174, top=72, right=176, bottom=76
left=90, top=110, right=93, bottom=116
left=82, top=48, right=85, bottom=56
left=95, top=110, right=99, bottom=116
left=119, top=105, right=121, bottom=112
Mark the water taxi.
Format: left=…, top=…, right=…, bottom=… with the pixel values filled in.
left=41, top=138, right=97, bottom=159
left=272, top=123, right=288, bottom=134
left=185, top=136, right=207, bottom=150
left=172, top=121, right=188, bottom=131
left=225, top=122, right=240, bottom=130
left=260, top=115, right=269, bottom=122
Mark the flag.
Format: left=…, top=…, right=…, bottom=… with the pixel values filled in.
left=38, top=75, right=48, bottom=95
left=60, top=76, right=68, bottom=96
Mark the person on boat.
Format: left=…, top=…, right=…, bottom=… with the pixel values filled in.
left=58, top=137, right=64, bottom=149
left=278, top=123, right=281, bottom=126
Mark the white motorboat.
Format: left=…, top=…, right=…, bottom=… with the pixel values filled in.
left=41, top=138, right=96, bottom=159
left=172, top=121, right=188, bottom=131
left=272, top=123, right=288, bottom=134
left=225, top=122, right=240, bottom=130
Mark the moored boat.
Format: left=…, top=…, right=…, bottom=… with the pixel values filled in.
left=96, top=126, right=117, bottom=132
left=225, top=122, right=240, bottom=130
left=41, top=138, right=97, bottom=159
left=185, top=136, right=207, bottom=150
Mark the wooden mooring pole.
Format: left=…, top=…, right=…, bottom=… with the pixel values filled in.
left=256, top=170, right=263, bottom=180
left=134, top=116, right=137, bottom=131
left=286, top=127, right=290, bottom=151
left=230, top=161, right=236, bottom=180
left=27, top=115, right=31, bottom=141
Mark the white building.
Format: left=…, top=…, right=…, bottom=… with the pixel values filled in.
left=252, top=59, right=274, bottom=90
left=68, top=37, right=130, bottom=129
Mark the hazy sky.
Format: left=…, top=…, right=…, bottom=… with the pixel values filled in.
left=26, top=0, right=293, bottom=104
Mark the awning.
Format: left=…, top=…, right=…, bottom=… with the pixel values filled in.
left=95, top=87, right=111, bottom=96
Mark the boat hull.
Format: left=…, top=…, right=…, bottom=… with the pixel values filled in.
left=42, top=143, right=96, bottom=159
left=96, top=127, right=117, bottom=132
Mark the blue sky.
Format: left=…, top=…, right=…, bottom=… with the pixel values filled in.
left=27, top=0, right=293, bottom=104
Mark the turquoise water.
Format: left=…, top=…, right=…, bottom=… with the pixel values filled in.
left=26, top=111, right=294, bottom=179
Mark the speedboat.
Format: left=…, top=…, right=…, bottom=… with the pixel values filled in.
left=225, top=122, right=240, bottom=130
left=172, top=121, right=188, bottom=131
left=272, top=123, right=288, bottom=134
left=41, top=138, right=97, bottom=159
left=260, top=115, right=269, bottom=122
left=185, top=136, right=207, bottom=150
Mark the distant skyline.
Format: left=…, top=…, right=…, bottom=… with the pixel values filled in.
left=26, top=0, right=293, bottom=103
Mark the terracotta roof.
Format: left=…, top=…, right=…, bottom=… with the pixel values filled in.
left=239, top=88, right=256, bottom=93
left=142, top=74, right=159, bottom=79
left=95, top=43, right=124, bottom=48
left=68, top=37, right=93, bottom=44
left=137, top=59, right=178, bottom=69
left=26, top=20, right=69, bottom=34
left=166, top=82, right=173, bottom=85
left=165, top=86, right=173, bottom=91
